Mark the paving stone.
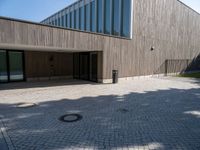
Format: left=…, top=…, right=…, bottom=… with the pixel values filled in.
left=0, top=77, right=200, bottom=149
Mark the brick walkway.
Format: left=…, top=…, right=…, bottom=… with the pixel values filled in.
left=0, top=77, right=200, bottom=150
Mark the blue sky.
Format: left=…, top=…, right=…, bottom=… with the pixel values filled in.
left=0, top=0, right=199, bottom=22
left=181, top=0, right=200, bottom=13
left=0, top=0, right=76, bottom=22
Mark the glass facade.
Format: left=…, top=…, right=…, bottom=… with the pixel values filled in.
left=97, top=0, right=103, bottom=33
left=0, top=50, right=8, bottom=82
left=55, top=19, right=57, bottom=26
left=91, top=1, right=96, bottom=32
left=9, top=51, right=24, bottom=81
left=0, top=50, right=24, bottom=83
left=75, top=9, right=79, bottom=29
left=61, top=16, right=64, bottom=27
left=70, top=12, right=72, bottom=28
left=67, top=14, right=70, bottom=28
left=42, top=0, right=132, bottom=38
left=121, top=0, right=131, bottom=37
left=113, top=0, right=121, bottom=36
left=80, top=7, right=85, bottom=30
left=104, top=0, right=111, bottom=34
left=65, top=14, right=68, bottom=27
left=58, top=17, right=60, bottom=26
left=85, top=4, right=91, bottom=31
left=69, top=12, right=72, bottom=28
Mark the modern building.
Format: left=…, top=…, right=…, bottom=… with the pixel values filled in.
left=0, top=0, right=200, bottom=84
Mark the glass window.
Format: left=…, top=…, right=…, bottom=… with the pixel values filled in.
left=52, top=21, right=55, bottom=25
left=97, top=0, right=103, bottom=33
left=75, top=9, right=79, bottom=29
left=61, top=16, right=64, bottom=27
left=91, top=1, right=96, bottom=32
left=65, top=14, right=68, bottom=27
left=58, top=17, right=61, bottom=26
left=85, top=4, right=91, bottom=31
left=104, top=0, right=111, bottom=34
left=121, top=0, right=131, bottom=37
left=71, top=11, right=75, bottom=28
left=70, top=12, right=72, bottom=28
left=55, top=19, right=57, bottom=26
left=79, top=7, right=85, bottom=30
left=74, top=10, right=76, bottom=29
left=113, top=0, right=121, bottom=36
left=0, top=50, right=8, bottom=82
left=9, top=51, right=24, bottom=81
left=67, top=13, right=70, bottom=27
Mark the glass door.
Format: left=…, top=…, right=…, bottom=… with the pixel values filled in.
left=73, top=53, right=80, bottom=79
left=8, top=51, right=24, bottom=81
left=73, top=52, right=98, bottom=82
left=0, top=50, right=8, bottom=83
left=90, top=53, right=98, bottom=82
left=80, top=53, right=90, bottom=80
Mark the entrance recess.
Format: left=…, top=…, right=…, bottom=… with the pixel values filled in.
left=80, top=53, right=90, bottom=80
left=90, top=52, right=98, bottom=81
left=0, top=50, right=25, bottom=83
left=73, top=52, right=98, bottom=82
left=0, top=50, right=8, bottom=82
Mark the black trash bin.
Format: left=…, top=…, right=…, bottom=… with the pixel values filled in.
left=112, top=70, right=118, bottom=84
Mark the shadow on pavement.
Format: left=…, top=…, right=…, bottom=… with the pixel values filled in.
left=0, top=81, right=200, bottom=149
left=0, top=79, right=98, bottom=91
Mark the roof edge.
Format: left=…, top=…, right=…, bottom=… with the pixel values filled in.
left=0, top=16, right=131, bottom=40
left=177, top=0, right=200, bottom=16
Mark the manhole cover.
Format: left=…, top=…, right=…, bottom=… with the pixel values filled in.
left=16, top=102, right=37, bottom=108
left=59, top=114, right=82, bottom=123
left=117, top=108, right=129, bottom=113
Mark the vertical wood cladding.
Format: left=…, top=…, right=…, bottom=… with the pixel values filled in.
left=0, top=0, right=200, bottom=80
left=25, top=51, right=73, bottom=78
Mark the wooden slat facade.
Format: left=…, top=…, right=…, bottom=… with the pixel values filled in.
left=0, top=0, right=200, bottom=81
left=25, top=51, right=73, bottom=79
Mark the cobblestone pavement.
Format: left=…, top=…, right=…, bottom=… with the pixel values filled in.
left=0, top=120, right=8, bottom=150
left=0, top=77, right=200, bottom=150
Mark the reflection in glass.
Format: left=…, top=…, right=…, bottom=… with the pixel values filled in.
left=70, top=12, right=72, bottom=28
left=122, top=0, right=131, bottom=37
left=91, top=1, right=96, bottom=32
left=70, top=11, right=75, bottom=28
left=58, top=17, right=60, bottom=26
left=113, top=0, right=121, bottom=36
left=97, top=0, right=103, bottom=33
left=67, top=13, right=70, bottom=28
left=65, top=14, right=68, bottom=27
left=55, top=19, right=57, bottom=26
left=44, top=0, right=132, bottom=38
left=85, top=4, right=91, bottom=31
left=80, top=7, right=85, bottom=30
left=75, top=9, right=79, bottom=29
left=61, top=16, right=64, bottom=27
left=9, top=51, right=24, bottom=81
left=0, top=50, right=8, bottom=82
left=104, top=0, right=111, bottom=34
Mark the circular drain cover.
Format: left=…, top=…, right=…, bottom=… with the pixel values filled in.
left=117, top=108, right=129, bottom=113
left=16, top=102, right=37, bottom=108
left=59, top=114, right=82, bottom=123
